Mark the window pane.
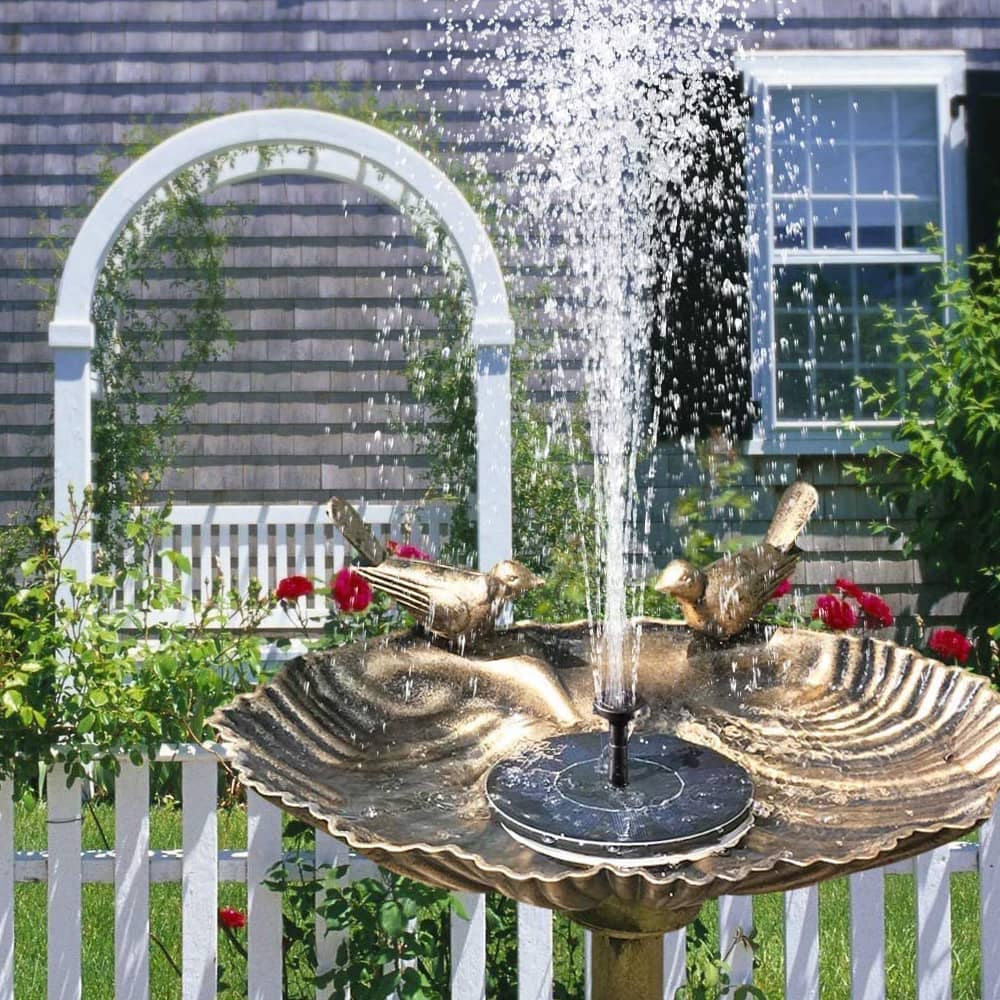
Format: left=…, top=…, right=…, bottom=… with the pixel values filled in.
left=770, top=90, right=806, bottom=138
left=900, top=263, right=938, bottom=306
left=901, top=200, right=938, bottom=248
left=812, top=142, right=851, bottom=194
left=816, top=323, right=854, bottom=363
left=774, top=311, right=810, bottom=364
left=774, top=199, right=807, bottom=248
left=857, top=201, right=897, bottom=249
left=816, top=370, right=857, bottom=419
left=776, top=367, right=812, bottom=419
left=897, top=90, right=936, bottom=141
left=813, top=200, right=852, bottom=248
left=853, top=90, right=894, bottom=142
left=857, top=264, right=896, bottom=307
left=855, top=146, right=896, bottom=195
left=809, top=90, right=851, bottom=144
left=899, top=146, right=939, bottom=198
left=773, top=144, right=807, bottom=193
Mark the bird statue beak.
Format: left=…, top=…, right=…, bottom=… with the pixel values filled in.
left=529, top=573, right=546, bottom=590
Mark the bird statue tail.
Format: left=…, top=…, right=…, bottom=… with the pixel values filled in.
left=327, top=497, right=388, bottom=566
left=763, top=481, right=819, bottom=553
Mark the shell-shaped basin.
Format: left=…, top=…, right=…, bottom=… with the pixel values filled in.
left=211, top=621, right=1000, bottom=936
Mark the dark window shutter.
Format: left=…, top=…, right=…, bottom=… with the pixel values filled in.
left=650, top=73, right=754, bottom=441
left=966, top=70, right=1000, bottom=254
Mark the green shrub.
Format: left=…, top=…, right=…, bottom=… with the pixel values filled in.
left=850, top=237, right=1000, bottom=676
left=0, top=494, right=271, bottom=792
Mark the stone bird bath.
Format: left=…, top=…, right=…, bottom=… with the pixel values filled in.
left=212, top=620, right=1000, bottom=995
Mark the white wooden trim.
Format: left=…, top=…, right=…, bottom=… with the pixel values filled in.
left=737, top=50, right=966, bottom=89
left=517, top=903, right=553, bottom=1000
left=115, top=761, right=151, bottom=1000
left=123, top=502, right=450, bottom=628
left=51, top=110, right=512, bottom=345
left=450, top=892, right=487, bottom=1000
left=662, top=928, right=686, bottom=998
left=0, top=779, right=13, bottom=999
left=315, top=830, right=349, bottom=1000
left=475, top=346, right=514, bottom=568
left=182, top=756, right=218, bottom=1000
left=247, top=792, right=283, bottom=1000
left=849, top=869, right=886, bottom=1000
left=49, top=108, right=515, bottom=593
left=784, top=886, right=819, bottom=1000
left=981, top=810, right=1000, bottom=1000
left=48, top=766, right=82, bottom=1000
left=718, top=895, right=754, bottom=986
left=916, top=846, right=952, bottom=1000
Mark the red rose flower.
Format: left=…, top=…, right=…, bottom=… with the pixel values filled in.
left=770, top=578, right=792, bottom=599
left=275, top=575, right=314, bottom=601
left=834, top=577, right=864, bottom=601
left=218, top=906, right=246, bottom=930
left=331, top=567, right=373, bottom=613
left=386, top=540, right=431, bottom=561
left=928, top=628, right=973, bottom=664
left=858, top=591, right=894, bottom=629
left=812, top=594, right=858, bottom=630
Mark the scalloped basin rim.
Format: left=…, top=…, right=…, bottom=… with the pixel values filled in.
left=211, top=621, right=1000, bottom=920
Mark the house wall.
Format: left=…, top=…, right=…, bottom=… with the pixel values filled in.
left=1, top=0, right=997, bottom=629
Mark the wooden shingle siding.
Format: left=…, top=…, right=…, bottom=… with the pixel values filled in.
left=1, top=0, right=998, bottom=631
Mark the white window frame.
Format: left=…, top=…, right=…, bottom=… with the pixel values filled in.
left=737, top=50, right=967, bottom=455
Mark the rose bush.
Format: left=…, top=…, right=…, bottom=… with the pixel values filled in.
left=928, top=628, right=973, bottom=664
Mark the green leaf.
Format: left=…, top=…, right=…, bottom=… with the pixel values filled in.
left=1, top=689, right=23, bottom=713
left=378, top=898, right=406, bottom=936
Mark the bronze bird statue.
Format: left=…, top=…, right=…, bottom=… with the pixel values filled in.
left=655, top=480, right=819, bottom=640
left=327, top=496, right=544, bottom=643
left=327, top=496, right=388, bottom=566
left=358, top=557, right=544, bottom=644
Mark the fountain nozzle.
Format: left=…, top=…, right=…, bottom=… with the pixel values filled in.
left=593, top=697, right=645, bottom=788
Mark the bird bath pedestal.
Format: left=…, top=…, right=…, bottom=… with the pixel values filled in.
left=213, top=621, right=1000, bottom=998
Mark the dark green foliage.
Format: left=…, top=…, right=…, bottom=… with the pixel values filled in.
left=675, top=919, right=766, bottom=1000
left=265, top=819, right=454, bottom=1000
left=671, top=438, right=752, bottom=569
left=314, top=590, right=409, bottom=649
left=850, top=237, right=1000, bottom=674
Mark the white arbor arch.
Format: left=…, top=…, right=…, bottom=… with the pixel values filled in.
left=49, top=108, right=514, bottom=579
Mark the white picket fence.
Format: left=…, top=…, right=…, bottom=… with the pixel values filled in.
left=3, top=744, right=1000, bottom=1000
left=120, top=502, right=450, bottom=629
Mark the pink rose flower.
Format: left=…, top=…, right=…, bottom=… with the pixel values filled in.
left=834, top=577, right=864, bottom=602
left=812, top=594, right=858, bottom=630
left=858, top=591, right=894, bottom=629
left=387, top=540, right=431, bottom=561
left=218, top=906, right=246, bottom=929
left=275, top=575, right=314, bottom=601
left=928, top=628, right=973, bottom=664
left=331, top=568, right=373, bottom=613
left=770, top=577, right=792, bottom=599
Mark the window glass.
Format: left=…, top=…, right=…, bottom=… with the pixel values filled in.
left=767, top=86, right=942, bottom=424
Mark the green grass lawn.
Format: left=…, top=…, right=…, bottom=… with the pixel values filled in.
left=12, top=792, right=986, bottom=999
